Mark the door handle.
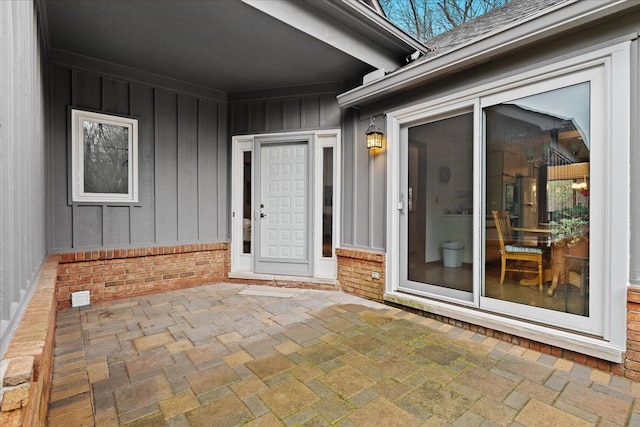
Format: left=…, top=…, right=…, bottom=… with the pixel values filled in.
left=260, top=213, right=266, bottom=218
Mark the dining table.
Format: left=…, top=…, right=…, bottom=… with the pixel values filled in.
left=510, top=226, right=555, bottom=293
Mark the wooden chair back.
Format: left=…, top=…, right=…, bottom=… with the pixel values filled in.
left=493, top=210, right=514, bottom=252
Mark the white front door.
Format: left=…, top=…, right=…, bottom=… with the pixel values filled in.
left=254, top=136, right=313, bottom=276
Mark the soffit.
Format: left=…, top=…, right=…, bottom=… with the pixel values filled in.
left=43, top=0, right=400, bottom=95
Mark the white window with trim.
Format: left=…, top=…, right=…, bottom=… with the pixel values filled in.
left=71, top=109, right=139, bottom=203
left=386, top=42, right=630, bottom=361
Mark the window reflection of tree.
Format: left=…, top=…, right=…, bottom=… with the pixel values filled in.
left=83, top=121, right=129, bottom=194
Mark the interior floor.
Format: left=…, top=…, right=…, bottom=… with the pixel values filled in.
left=407, top=260, right=588, bottom=316
left=408, top=260, right=474, bottom=292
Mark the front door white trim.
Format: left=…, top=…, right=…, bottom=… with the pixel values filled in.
left=231, top=129, right=341, bottom=279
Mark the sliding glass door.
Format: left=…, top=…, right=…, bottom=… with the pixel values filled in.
left=398, top=109, right=475, bottom=302
left=480, top=68, right=604, bottom=334
left=394, top=66, right=605, bottom=335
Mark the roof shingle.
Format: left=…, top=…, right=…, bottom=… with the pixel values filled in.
left=420, top=0, right=570, bottom=61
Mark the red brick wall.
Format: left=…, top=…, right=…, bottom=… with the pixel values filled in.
left=626, top=286, right=640, bottom=381
left=336, top=248, right=386, bottom=302
left=1, top=255, right=58, bottom=427
left=55, top=243, right=229, bottom=309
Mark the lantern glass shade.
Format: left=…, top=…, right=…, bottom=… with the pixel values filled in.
left=366, top=117, right=383, bottom=149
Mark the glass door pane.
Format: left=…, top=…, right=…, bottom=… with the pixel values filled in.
left=242, top=151, right=252, bottom=254
left=399, top=112, right=474, bottom=301
left=484, top=82, right=591, bottom=316
left=322, top=147, right=333, bottom=258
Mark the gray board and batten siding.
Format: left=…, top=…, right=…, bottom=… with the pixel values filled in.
left=0, top=1, right=48, bottom=354
left=229, top=93, right=342, bottom=135
left=49, top=65, right=347, bottom=252
left=48, top=65, right=228, bottom=251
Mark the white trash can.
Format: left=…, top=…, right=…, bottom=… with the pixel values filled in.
left=441, top=241, right=464, bottom=268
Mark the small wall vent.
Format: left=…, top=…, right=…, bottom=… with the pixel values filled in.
left=71, top=291, right=90, bottom=307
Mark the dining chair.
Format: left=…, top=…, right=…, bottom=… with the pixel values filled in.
left=492, top=210, right=544, bottom=291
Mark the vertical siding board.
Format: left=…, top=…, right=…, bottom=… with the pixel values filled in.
left=284, top=99, right=301, bottom=130
left=267, top=100, right=283, bottom=131
left=341, top=109, right=355, bottom=246
left=51, top=66, right=73, bottom=250
left=75, top=206, right=103, bottom=247
left=177, top=94, right=199, bottom=241
left=198, top=100, right=219, bottom=240
left=320, top=95, right=340, bottom=127
left=302, top=97, right=320, bottom=129
left=354, top=117, right=370, bottom=247
left=75, top=72, right=102, bottom=111
left=102, top=77, right=129, bottom=115
left=231, top=104, right=248, bottom=134
left=249, top=102, right=265, bottom=133
left=155, top=89, right=179, bottom=242
left=217, top=103, right=229, bottom=239
left=104, top=207, right=130, bottom=246
left=370, top=141, right=386, bottom=250
left=130, top=83, right=156, bottom=244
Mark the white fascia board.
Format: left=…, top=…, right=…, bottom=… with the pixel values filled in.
left=337, top=0, right=637, bottom=108
left=242, top=0, right=402, bottom=72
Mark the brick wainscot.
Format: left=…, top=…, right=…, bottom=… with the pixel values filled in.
left=626, top=286, right=640, bottom=381
left=55, top=243, right=229, bottom=309
left=336, top=248, right=386, bottom=302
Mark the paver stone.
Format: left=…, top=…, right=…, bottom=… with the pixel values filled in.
left=515, top=399, right=592, bottom=427
left=115, top=376, right=173, bottom=414
left=185, top=364, right=240, bottom=395
left=258, top=379, right=320, bottom=418
left=319, top=365, right=376, bottom=398
left=246, top=353, right=297, bottom=379
left=348, top=397, right=418, bottom=427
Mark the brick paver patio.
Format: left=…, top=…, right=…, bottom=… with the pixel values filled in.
left=48, top=283, right=640, bottom=426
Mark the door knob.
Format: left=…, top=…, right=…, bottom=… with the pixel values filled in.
left=260, top=213, right=266, bottom=218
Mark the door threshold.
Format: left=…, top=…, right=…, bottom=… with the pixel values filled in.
left=229, top=271, right=337, bottom=286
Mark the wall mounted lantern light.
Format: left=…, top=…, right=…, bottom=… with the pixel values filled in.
left=366, top=116, right=383, bottom=149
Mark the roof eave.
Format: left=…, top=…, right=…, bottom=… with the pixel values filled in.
left=242, top=0, right=427, bottom=73
left=337, top=0, right=637, bottom=108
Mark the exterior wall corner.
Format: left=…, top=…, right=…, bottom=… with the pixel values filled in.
left=336, top=247, right=386, bottom=302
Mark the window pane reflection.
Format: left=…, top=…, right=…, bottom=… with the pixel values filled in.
left=83, top=120, right=129, bottom=194
left=484, top=82, right=590, bottom=316
left=407, top=113, right=474, bottom=292
left=322, top=147, right=333, bottom=258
